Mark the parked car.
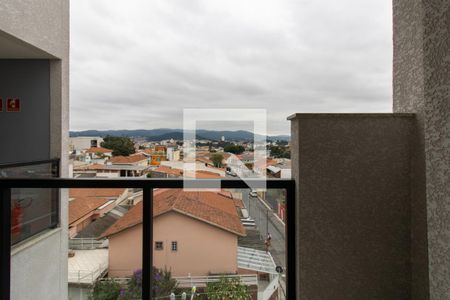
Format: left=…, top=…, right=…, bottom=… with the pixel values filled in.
left=249, top=190, right=258, bottom=197
left=226, top=170, right=237, bottom=177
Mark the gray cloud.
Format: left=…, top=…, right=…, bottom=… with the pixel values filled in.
left=70, top=0, right=392, bottom=135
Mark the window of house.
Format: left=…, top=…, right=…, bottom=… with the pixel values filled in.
left=171, top=241, right=177, bottom=252
left=155, top=241, right=163, bottom=250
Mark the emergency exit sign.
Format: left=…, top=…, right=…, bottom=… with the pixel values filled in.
left=7, top=98, right=20, bottom=112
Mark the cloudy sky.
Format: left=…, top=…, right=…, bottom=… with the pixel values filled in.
left=70, top=0, right=392, bottom=135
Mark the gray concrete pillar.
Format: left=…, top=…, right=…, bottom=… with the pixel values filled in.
left=393, top=1, right=450, bottom=299
left=289, top=113, right=415, bottom=299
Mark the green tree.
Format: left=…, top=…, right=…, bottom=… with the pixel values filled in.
left=206, top=276, right=252, bottom=300
left=101, top=136, right=136, bottom=156
left=210, top=153, right=224, bottom=168
left=224, top=145, right=245, bottom=155
left=89, top=279, right=121, bottom=300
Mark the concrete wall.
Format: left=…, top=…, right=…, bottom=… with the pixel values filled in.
left=289, top=114, right=415, bottom=299
left=0, top=60, right=51, bottom=163
left=0, top=1, right=69, bottom=299
left=393, top=1, right=450, bottom=299
left=69, top=137, right=104, bottom=152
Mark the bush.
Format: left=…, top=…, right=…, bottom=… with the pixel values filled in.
left=118, top=270, right=142, bottom=300
left=91, top=268, right=177, bottom=300
left=153, top=267, right=178, bottom=297
left=206, top=276, right=252, bottom=300
left=89, top=279, right=121, bottom=300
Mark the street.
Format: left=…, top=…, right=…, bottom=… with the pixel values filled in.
left=241, top=189, right=286, bottom=272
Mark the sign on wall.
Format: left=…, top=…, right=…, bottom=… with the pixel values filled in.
left=7, top=98, right=20, bottom=112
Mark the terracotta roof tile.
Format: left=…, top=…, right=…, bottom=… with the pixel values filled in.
left=85, top=147, right=112, bottom=154
left=73, top=164, right=107, bottom=171
left=102, top=189, right=245, bottom=238
left=110, top=154, right=147, bottom=164
left=153, top=166, right=183, bottom=176
left=185, top=170, right=223, bottom=179
left=69, top=197, right=109, bottom=224
left=69, top=188, right=127, bottom=199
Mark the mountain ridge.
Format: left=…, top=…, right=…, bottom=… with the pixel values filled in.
left=69, top=129, right=290, bottom=141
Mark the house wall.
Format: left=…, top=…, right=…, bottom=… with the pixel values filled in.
left=108, top=224, right=143, bottom=277
left=109, top=212, right=238, bottom=278
left=153, top=212, right=238, bottom=276
left=0, top=1, right=69, bottom=299
left=96, top=171, right=120, bottom=178
left=289, top=114, right=415, bottom=299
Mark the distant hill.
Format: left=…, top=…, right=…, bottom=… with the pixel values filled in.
left=69, top=128, right=290, bottom=141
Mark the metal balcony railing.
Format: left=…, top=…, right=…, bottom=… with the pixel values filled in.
left=0, top=177, right=296, bottom=300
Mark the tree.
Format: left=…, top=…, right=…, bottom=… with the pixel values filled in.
left=206, top=276, right=252, bottom=300
left=268, top=145, right=290, bottom=159
left=224, top=145, right=245, bottom=155
left=101, top=136, right=136, bottom=156
left=89, top=279, right=121, bottom=300
left=210, top=153, right=224, bottom=168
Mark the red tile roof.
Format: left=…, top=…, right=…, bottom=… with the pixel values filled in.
left=69, top=197, right=109, bottom=224
left=185, top=170, right=223, bottom=179
left=102, top=189, right=245, bottom=238
left=85, top=147, right=112, bottom=154
left=110, top=153, right=147, bottom=164
left=153, top=166, right=223, bottom=178
left=153, top=166, right=183, bottom=176
left=70, top=188, right=127, bottom=199
left=69, top=188, right=127, bottom=225
left=73, top=164, right=107, bottom=171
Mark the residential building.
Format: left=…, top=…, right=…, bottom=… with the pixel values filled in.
left=69, top=137, right=104, bottom=153
left=109, top=153, right=148, bottom=167
left=0, top=1, right=449, bottom=300
left=73, top=163, right=148, bottom=178
left=84, top=147, right=113, bottom=159
left=0, top=0, right=69, bottom=299
left=166, top=147, right=180, bottom=161
left=101, top=189, right=245, bottom=277
left=160, top=161, right=225, bottom=177
left=142, top=149, right=167, bottom=166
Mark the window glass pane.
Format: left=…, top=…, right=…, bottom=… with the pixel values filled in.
left=150, top=188, right=287, bottom=299
left=11, top=188, right=58, bottom=244
left=68, top=187, right=143, bottom=299
left=0, top=161, right=59, bottom=245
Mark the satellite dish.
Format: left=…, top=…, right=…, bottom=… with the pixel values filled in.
left=275, top=266, right=283, bottom=274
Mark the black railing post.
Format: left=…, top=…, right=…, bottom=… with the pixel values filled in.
left=142, top=187, right=153, bottom=300
left=286, top=181, right=296, bottom=300
left=0, top=188, right=11, bottom=300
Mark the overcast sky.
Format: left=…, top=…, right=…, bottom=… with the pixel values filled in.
left=70, top=0, right=392, bottom=135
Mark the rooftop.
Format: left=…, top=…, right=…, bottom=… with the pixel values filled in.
left=68, top=249, right=108, bottom=285
left=109, top=153, right=148, bottom=164
left=85, top=147, right=112, bottom=154
left=102, top=189, right=246, bottom=238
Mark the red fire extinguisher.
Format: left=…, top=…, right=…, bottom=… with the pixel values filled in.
left=11, top=202, right=24, bottom=238
left=11, top=197, right=32, bottom=239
